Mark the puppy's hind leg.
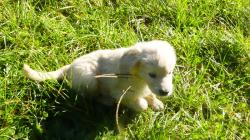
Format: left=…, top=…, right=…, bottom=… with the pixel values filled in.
left=68, top=63, right=98, bottom=97
left=96, top=95, right=115, bottom=106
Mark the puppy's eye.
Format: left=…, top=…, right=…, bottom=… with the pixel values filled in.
left=148, top=73, right=157, bottom=78
left=168, top=72, right=172, bottom=74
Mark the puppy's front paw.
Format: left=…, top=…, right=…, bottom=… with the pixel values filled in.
left=135, top=98, right=149, bottom=111
left=127, top=98, right=148, bottom=112
left=151, top=99, right=164, bottom=111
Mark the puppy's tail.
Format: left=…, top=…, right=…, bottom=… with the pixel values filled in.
left=23, top=64, right=70, bottom=82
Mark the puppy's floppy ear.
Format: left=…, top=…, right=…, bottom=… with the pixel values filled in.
left=119, top=48, right=142, bottom=75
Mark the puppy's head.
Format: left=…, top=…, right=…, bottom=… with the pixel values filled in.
left=120, top=40, right=176, bottom=96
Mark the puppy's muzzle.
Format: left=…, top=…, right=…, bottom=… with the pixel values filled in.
left=158, top=89, right=169, bottom=96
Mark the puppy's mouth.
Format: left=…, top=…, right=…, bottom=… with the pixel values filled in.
left=149, top=88, right=169, bottom=96
left=158, top=92, right=168, bottom=96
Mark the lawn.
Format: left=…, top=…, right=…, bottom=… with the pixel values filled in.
left=0, top=0, right=250, bottom=139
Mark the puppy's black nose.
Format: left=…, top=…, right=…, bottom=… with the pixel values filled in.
left=159, top=89, right=169, bottom=96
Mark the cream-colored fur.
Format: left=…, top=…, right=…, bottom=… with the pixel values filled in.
left=24, top=40, right=176, bottom=111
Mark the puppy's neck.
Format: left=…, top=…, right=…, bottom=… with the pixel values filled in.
left=130, top=76, right=147, bottom=90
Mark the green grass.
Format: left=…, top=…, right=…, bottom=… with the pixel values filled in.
left=0, top=0, right=250, bottom=139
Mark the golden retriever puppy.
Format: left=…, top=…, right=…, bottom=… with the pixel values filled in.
left=23, top=40, right=176, bottom=111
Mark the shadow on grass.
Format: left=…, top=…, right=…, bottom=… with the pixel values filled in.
left=29, top=82, right=137, bottom=140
